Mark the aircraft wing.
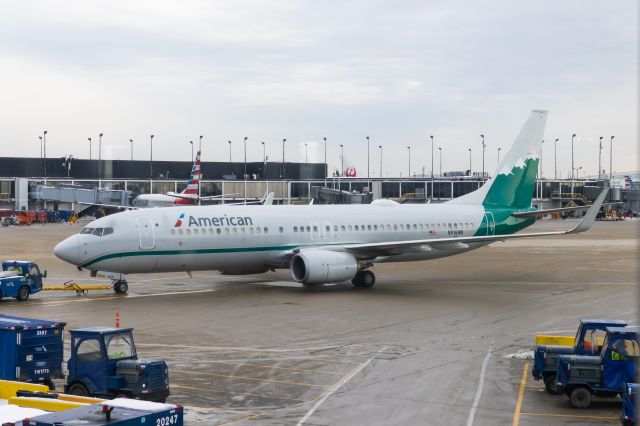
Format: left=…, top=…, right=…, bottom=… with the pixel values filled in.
left=334, top=188, right=608, bottom=258
left=511, top=201, right=611, bottom=218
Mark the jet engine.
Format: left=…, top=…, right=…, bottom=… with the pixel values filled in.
left=290, top=250, right=358, bottom=285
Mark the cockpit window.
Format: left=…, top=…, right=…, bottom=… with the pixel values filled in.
left=80, top=227, right=114, bottom=236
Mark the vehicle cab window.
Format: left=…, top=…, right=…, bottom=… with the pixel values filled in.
left=76, top=339, right=103, bottom=362
left=105, top=332, right=136, bottom=360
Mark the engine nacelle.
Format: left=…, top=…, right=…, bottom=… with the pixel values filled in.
left=290, top=250, right=358, bottom=284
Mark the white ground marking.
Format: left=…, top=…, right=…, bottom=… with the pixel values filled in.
left=466, top=345, right=493, bottom=426
left=296, top=346, right=387, bottom=426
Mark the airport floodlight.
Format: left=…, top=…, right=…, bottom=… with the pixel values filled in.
left=610, top=136, right=615, bottom=180
left=189, top=140, right=194, bottom=162
left=129, top=139, right=133, bottom=161
left=228, top=140, right=232, bottom=163
left=429, top=135, right=434, bottom=180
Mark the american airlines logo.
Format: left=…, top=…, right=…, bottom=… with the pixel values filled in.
left=175, top=213, right=254, bottom=227
left=174, top=213, right=185, bottom=227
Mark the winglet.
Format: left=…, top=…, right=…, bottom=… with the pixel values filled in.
left=567, top=188, right=608, bottom=234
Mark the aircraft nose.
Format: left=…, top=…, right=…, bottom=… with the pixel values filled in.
left=54, top=237, right=80, bottom=265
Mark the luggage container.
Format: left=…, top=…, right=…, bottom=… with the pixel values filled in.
left=0, top=315, right=66, bottom=389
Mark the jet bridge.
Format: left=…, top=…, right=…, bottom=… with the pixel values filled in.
left=31, top=184, right=131, bottom=214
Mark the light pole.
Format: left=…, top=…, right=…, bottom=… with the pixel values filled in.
left=87, top=137, right=92, bottom=160
left=228, top=140, right=232, bottom=163
left=468, top=148, right=472, bottom=176
left=261, top=141, right=266, bottom=177
left=282, top=138, right=286, bottom=178
left=598, top=136, right=603, bottom=179
left=43, top=130, right=48, bottom=180
left=540, top=140, right=544, bottom=178
left=98, top=132, right=103, bottom=179
left=243, top=136, right=248, bottom=203
left=38, top=136, right=43, bottom=177
left=438, top=146, right=442, bottom=176
left=378, top=145, right=382, bottom=178
left=149, top=134, right=154, bottom=179
left=304, top=142, right=308, bottom=163
left=323, top=137, right=327, bottom=186
left=189, top=140, right=194, bottom=162
left=430, top=135, right=434, bottom=180
left=366, top=136, right=370, bottom=189
left=480, top=134, right=485, bottom=181
left=554, top=138, right=559, bottom=179
left=129, top=139, right=133, bottom=161
left=577, top=166, right=583, bottom=179
left=98, top=133, right=103, bottom=162
left=609, top=136, right=615, bottom=181
left=571, top=134, right=576, bottom=180
left=199, top=135, right=203, bottom=151
left=497, top=147, right=502, bottom=165
left=407, top=146, right=411, bottom=177
left=243, top=137, right=248, bottom=179
left=571, top=133, right=576, bottom=195
left=339, top=144, right=344, bottom=176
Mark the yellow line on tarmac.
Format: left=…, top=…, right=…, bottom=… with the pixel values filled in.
left=512, top=362, right=529, bottom=426
left=520, top=412, right=618, bottom=421
left=171, top=368, right=329, bottom=388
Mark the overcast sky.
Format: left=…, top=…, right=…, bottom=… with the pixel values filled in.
left=0, top=0, right=637, bottom=178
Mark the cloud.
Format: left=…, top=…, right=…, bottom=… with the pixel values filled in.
left=0, top=0, right=636, bottom=176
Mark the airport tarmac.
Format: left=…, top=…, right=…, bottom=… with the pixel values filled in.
left=0, top=219, right=637, bottom=425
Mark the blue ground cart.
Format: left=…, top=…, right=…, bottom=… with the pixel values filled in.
left=0, top=314, right=66, bottom=389
left=10, top=401, right=183, bottom=426
left=557, top=327, right=640, bottom=408
left=65, top=327, right=170, bottom=402
left=0, top=260, right=47, bottom=301
left=532, top=318, right=627, bottom=394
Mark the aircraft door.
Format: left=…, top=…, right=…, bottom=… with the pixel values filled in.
left=136, top=216, right=155, bottom=250
left=483, top=212, right=496, bottom=235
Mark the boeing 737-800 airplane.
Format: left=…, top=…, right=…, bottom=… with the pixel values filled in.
left=54, top=111, right=607, bottom=293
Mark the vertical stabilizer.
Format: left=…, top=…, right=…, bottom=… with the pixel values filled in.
left=448, top=110, right=547, bottom=208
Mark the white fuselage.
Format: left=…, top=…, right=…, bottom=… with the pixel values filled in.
left=55, top=202, right=494, bottom=274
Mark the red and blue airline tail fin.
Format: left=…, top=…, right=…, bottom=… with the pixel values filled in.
left=174, top=150, right=201, bottom=205
left=624, top=175, right=637, bottom=190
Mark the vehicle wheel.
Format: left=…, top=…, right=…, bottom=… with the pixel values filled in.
left=43, top=378, right=55, bottom=391
left=352, top=270, right=375, bottom=288
left=113, top=280, right=128, bottom=294
left=68, top=382, right=89, bottom=397
left=543, top=374, right=562, bottom=395
left=569, top=386, right=592, bottom=409
left=16, top=286, right=30, bottom=301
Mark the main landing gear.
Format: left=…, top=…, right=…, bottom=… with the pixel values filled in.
left=113, top=280, right=128, bottom=294
left=352, top=270, right=375, bottom=288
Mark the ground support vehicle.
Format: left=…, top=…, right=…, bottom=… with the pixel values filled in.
left=557, top=327, right=639, bottom=408
left=65, top=327, right=170, bottom=402
left=0, top=315, right=66, bottom=389
left=5, top=400, right=183, bottom=426
left=621, top=382, right=638, bottom=426
left=0, top=261, right=47, bottom=301
left=532, top=319, right=627, bottom=394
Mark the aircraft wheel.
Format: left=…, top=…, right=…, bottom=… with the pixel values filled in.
left=543, top=374, right=562, bottom=395
left=16, top=286, right=30, bottom=301
left=569, top=386, right=592, bottom=409
left=352, top=270, right=375, bottom=288
left=113, top=280, right=128, bottom=294
left=68, top=382, right=89, bottom=397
